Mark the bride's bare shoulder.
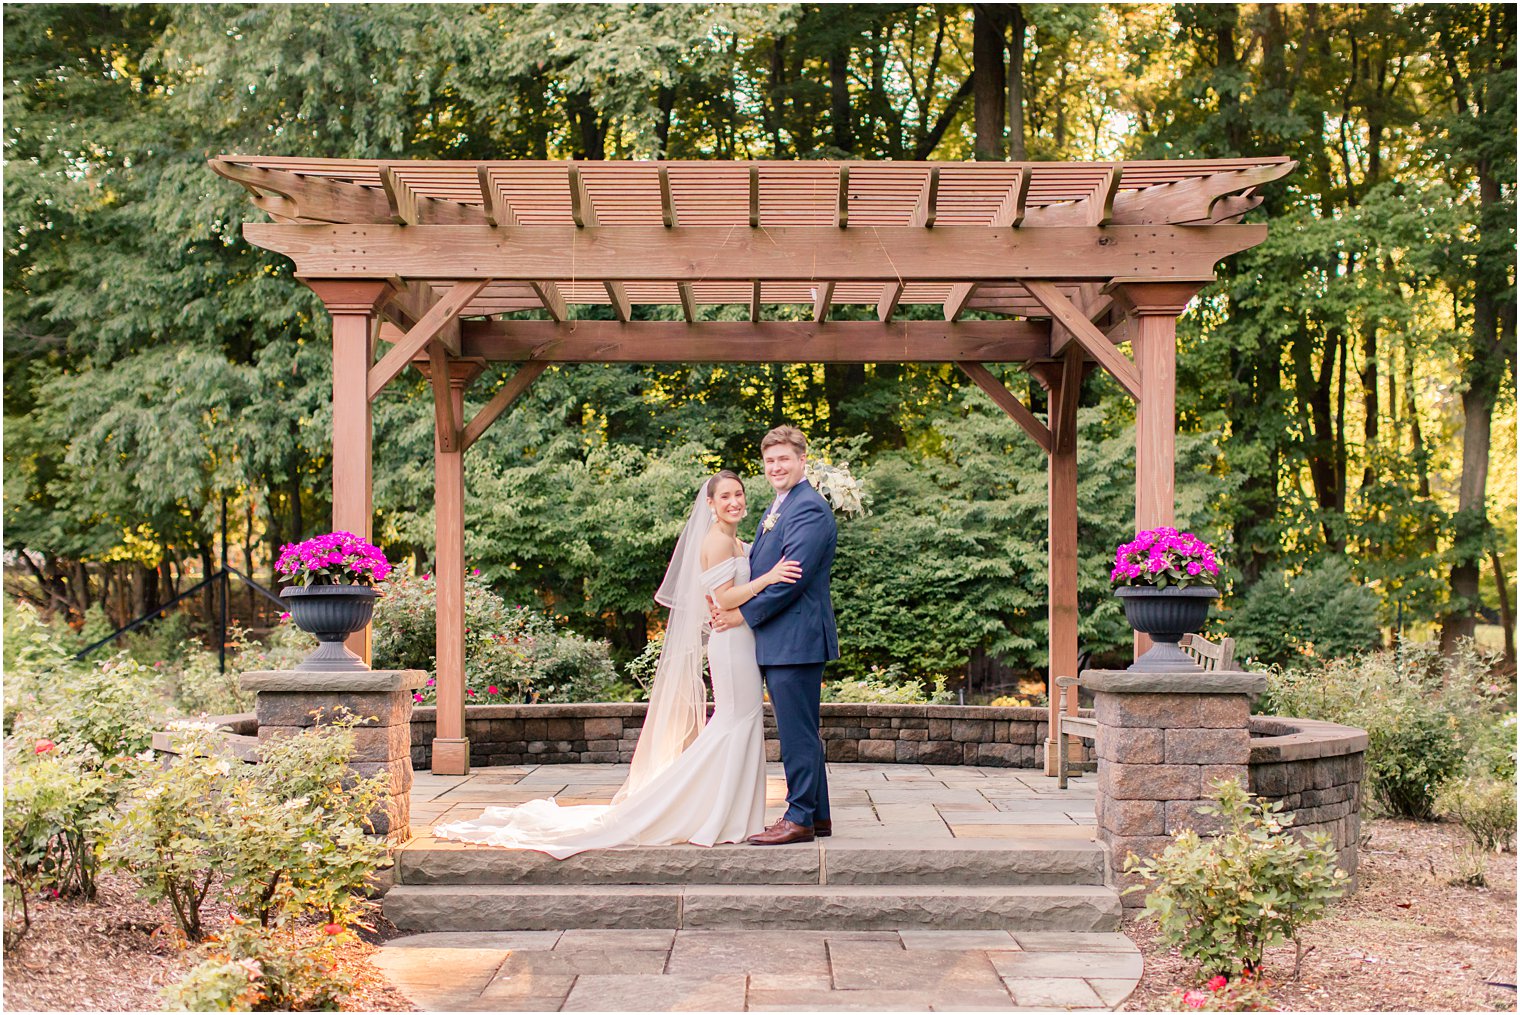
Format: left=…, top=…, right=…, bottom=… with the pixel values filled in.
left=700, top=526, right=739, bottom=569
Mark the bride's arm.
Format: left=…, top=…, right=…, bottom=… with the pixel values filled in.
left=701, top=531, right=801, bottom=608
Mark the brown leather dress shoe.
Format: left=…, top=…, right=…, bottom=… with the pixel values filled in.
left=747, top=819, right=815, bottom=845
left=814, top=819, right=832, bottom=838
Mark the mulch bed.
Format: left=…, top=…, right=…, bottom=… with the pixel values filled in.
left=1122, top=817, right=1518, bottom=1012
left=2, top=872, right=416, bottom=1012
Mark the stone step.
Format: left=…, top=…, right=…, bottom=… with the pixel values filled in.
left=396, top=837, right=1105, bottom=887
left=383, top=883, right=1122, bottom=934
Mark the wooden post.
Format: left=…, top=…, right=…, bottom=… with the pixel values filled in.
left=305, top=280, right=396, bottom=666
left=1033, top=351, right=1083, bottom=776
left=425, top=356, right=483, bottom=776
left=1108, top=280, right=1208, bottom=662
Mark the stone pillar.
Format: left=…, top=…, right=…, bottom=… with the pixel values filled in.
left=241, top=669, right=427, bottom=842
left=1082, top=668, right=1267, bottom=907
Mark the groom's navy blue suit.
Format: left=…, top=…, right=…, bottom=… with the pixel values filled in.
left=740, top=479, right=837, bottom=827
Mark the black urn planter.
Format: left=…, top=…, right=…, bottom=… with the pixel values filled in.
left=1115, top=585, right=1219, bottom=672
left=280, top=584, right=380, bottom=672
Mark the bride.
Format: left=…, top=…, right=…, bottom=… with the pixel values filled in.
left=433, top=470, right=800, bottom=858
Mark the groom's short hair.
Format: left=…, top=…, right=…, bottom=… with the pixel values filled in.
left=760, top=426, right=808, bottom=457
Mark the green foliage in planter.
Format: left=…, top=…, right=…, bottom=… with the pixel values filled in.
left=1225, top=557, right=1382, bottom=666
left=1435, top=775, right=1516, bottom=853
left=1124, top=778, right=1348, bottom=979
left=162, top=919, right=353, bottom=1012
left=1260, top=639, right=1506, bottom=819
left=372, top=569, right=621, bottom=704
left=821, top=665, right=954, bottom=705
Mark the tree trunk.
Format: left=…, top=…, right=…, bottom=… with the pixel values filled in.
left=973, top=4, right=1007, bottom=159
left=1492, top=549, right=1516, bottom=669
left=656, top=85, right=675, bottom=158
left=1006, top=5, right=1026, bottom=160
left=830, top=43, right=853, bottom=152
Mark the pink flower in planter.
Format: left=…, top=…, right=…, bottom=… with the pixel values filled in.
left=279, top=612, right=292, bottom=620
left=487, top=685, right=499, bottom=695
left=413, top=693, right=425, bottom=703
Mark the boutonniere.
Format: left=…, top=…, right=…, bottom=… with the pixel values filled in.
left=762, top=513, right=778, bottom=532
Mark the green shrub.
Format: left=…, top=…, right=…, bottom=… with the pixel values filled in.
left=230, top=715, right=388, bottom=927
left=17, top=653, right=161, bottom=764
left=2, top=744, right=115, bottom=905
left=162, top=919, right=353, bottom=1012
left=1260, top=639, right=1502, bottom=819
left=822, top=665, right=954, bottom=705
left=105, top=725, right=241, bottom=941
left=108, top=720, right=390, bottom=940
left=1435, top=775, right=1516, bottom=853
left=1124, top=778, right=1348, bottom=979
left=1226, top=557, right=1382, bottom=666
left=373, top=569, right=618, bottom=704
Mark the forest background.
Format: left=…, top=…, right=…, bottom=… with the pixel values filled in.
left=4, top=3, right=1515, bottom=691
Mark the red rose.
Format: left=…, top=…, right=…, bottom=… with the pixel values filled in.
left=34, top=739, right=55, bottom=755
left=323, top=923, right=344, bottom=936
left=1207, top=975, right=1228, bottom=991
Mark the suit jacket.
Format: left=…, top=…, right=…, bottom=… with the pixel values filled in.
left=740, top=479, right=840, bottom=666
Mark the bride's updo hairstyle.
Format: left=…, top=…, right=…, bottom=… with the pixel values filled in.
left=705, top=469, right=743, bottom=500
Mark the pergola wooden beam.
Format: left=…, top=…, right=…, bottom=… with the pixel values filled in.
left=455, top=319, right=1051, bottom=363
left=260, top=223, right=1267, bottom=282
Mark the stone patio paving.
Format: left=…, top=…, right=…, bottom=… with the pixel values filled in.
left=376, top=763, right=1140, bottom=1011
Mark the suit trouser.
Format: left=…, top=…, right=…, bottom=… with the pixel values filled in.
left=763, top=662, right=831, bottom=827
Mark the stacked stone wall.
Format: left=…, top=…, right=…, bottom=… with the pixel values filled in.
left=1248, top=716, right=1367, bottom=880
left=407, top=702, right=1091, bottom=770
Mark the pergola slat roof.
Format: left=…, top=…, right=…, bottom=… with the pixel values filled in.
left=214, top=156, right=1293, bottom=324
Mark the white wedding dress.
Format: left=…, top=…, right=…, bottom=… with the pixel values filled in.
left=433, top=549, right=767, bottom=858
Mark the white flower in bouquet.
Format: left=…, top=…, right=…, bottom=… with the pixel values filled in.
left=805, top=458, right=868, bottom=518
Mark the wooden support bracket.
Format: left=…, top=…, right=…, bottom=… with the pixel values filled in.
left=877, top=281, right=904, bottom=322
left=379, top=166, right=419, bottom=225
left=368, top=279, right=490, bottom=400
left=1025, top=280, right=1142, bottom=400
left=429, top=345, right=459, bottom=452
left=460, top=361, right=549, bottom=451
left=814, top=281, right=835, bottom=322
left=944, top=283, right=978, bottom=322
left=530, top=281, right=568, bottom=322
left=911, top=166, right=940, bottom=228
left=959, top=363, right=1052, bottom=455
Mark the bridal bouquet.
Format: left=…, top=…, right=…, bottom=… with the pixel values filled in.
left=805, top=458, right=868, bottom=518
left=275, top=531, right=393, bottom=587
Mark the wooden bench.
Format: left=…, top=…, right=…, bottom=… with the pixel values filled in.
left=1054, top=633, right=1237, bottom=788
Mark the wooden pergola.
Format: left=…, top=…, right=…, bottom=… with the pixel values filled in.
left=214, top=155, right=1293, bottom=776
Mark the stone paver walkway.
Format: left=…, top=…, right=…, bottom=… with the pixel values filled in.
left=374, top=929, right=1141, bottom=1011
left=377, top=763, right=1139, bottom=1011
left=406, top=761, right=1098, bottom=844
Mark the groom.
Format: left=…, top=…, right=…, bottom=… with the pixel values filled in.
left=713, top=425, right=838, bottom=845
